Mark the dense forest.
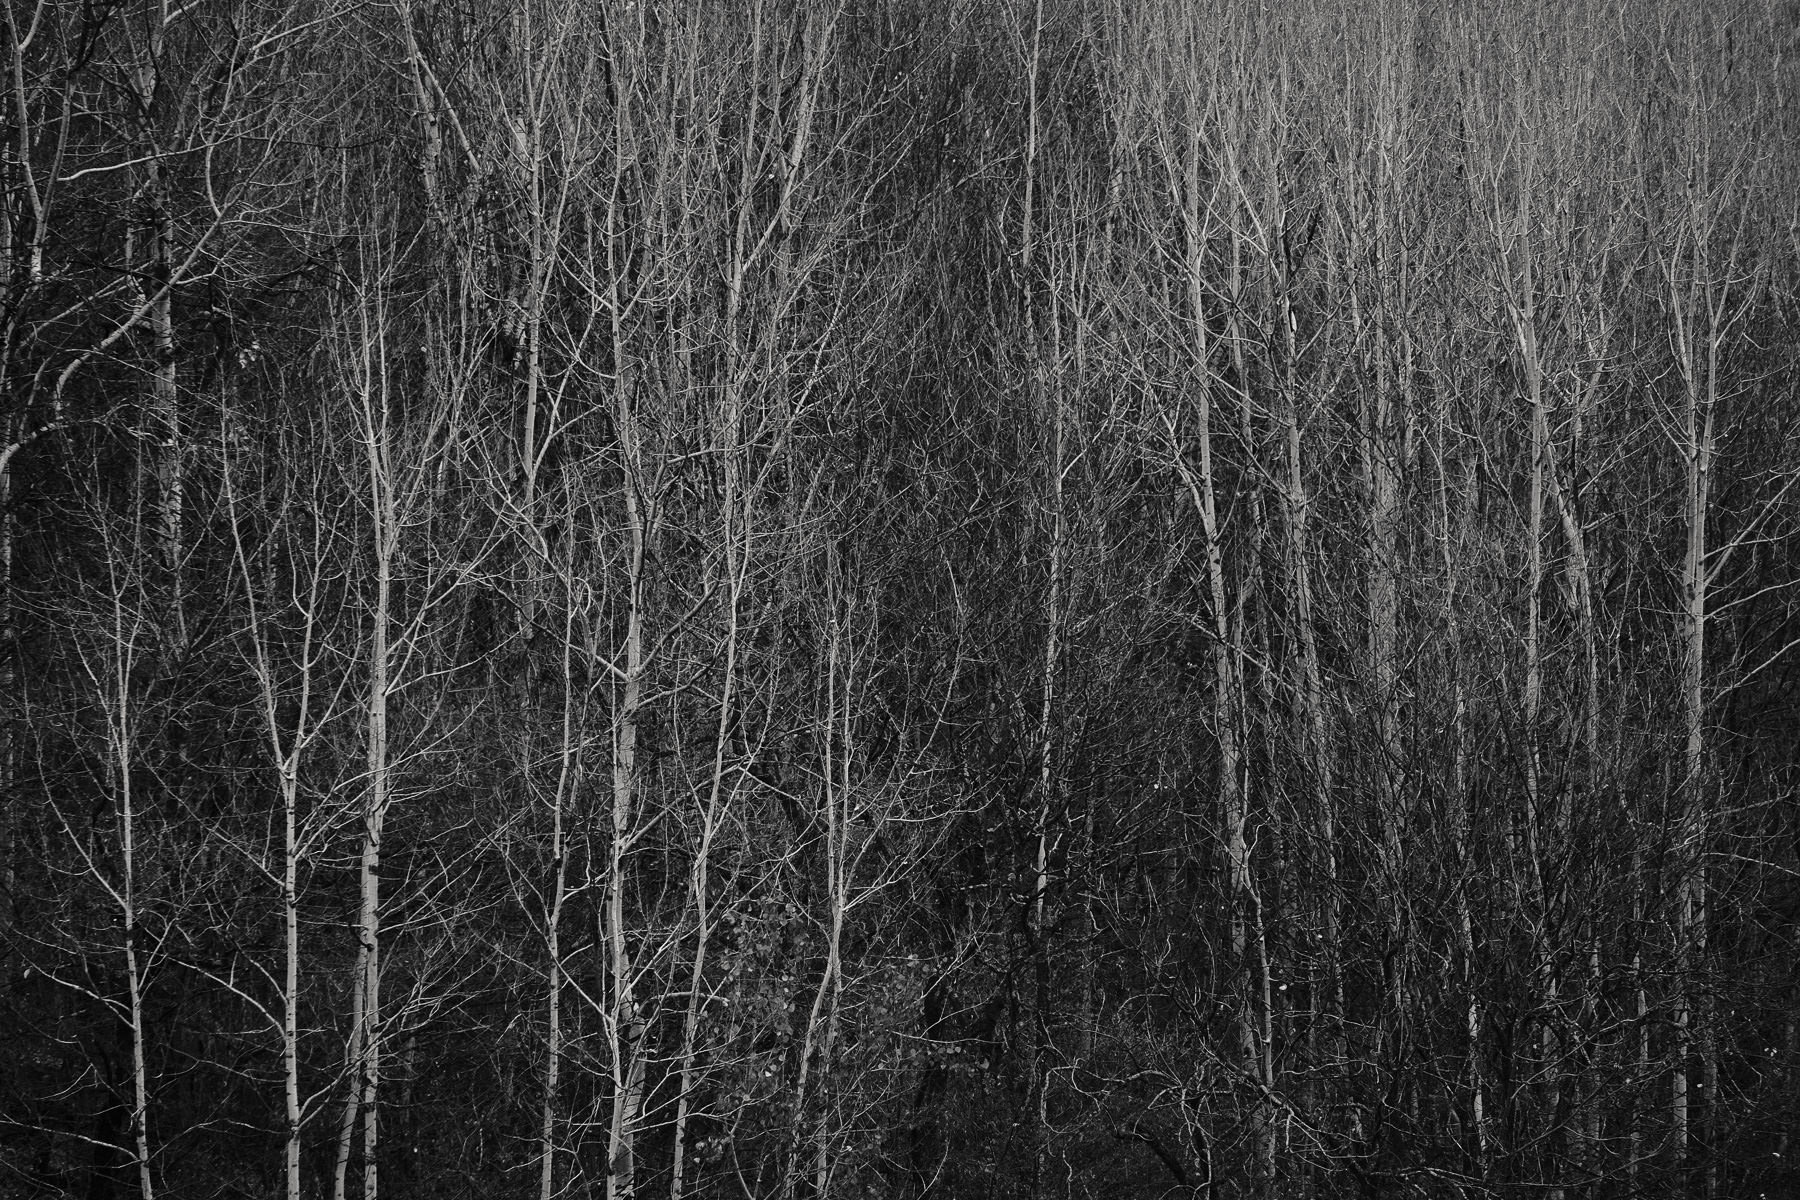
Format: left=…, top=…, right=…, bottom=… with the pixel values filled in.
left=4, top=0, right=1800, bottom=1196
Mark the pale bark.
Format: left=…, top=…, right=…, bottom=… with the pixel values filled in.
left=331, top=940, right=368, bottom=1200
left=1436, top=403, right=1487, bottom=1168
left=1211, top=61, right=1286, bottom=1188
left=788, top=593, right=852, bottom=1200
left=605, top=374, right=648, bottom=1200
left=357, top=336, right=394, bottom=1200
left=331, top=278, right=402, bottom=1200
left=227, top=466, right=331, bottom=1200
left=1016, top=6, right=1064, bottom=1195
left=1336, top=16, right=1416, bottom=1054
left=1277, top=164, right=1340, bottom=1087
left=1509, top=237, right=1561, bottom=1191
left=74, top=575, right=160, bottom=1199
left=538, top=608, right=577, bottom=1200
left=115, top=641, right=155, bottom=1200
left=668, top=592, right=735, bottom=1200
left=125, top=7, right=185, bottom=648
left=1163, top=71, right=1257, bottom=1189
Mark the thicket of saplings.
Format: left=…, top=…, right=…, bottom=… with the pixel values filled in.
left=3, top=0, right=1798, bottom=1197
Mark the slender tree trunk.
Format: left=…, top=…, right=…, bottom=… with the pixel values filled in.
left=1629, top=876, right=1648, bottom=1189
left=1016, top=8, right=1062, bottom=1195
left=1349, top=37, right=1413, bottom=1054
left=358, top=452, right=392, bottom=1200
left=332, top=941, right=368, bottom=1200
left=1545, top=342, right=1605, bottom=1180
left=668, top=362, right=747, bottom=1200
left=1221, top=95, right=1277, bottom=1191
left=1168, top=82, right=1252, bottom=1190
left=130, top=11, right=184, bottom=651
left=1439, top=432, right=1487, bottom=1172
left=226, top=476, right=324, bottom=1200
left=112, top=658, right=155, bottom=1200
left=606, top=407, right=647, bottom=1200
left=1278, top=198, right=1340, bottom=1101
left=148, top=175, right=181, bottom=649
left=283, top=757, right=303, bottom=1200
left=789, top=591, right=851, bottom=1200
left=333, top=282, right=398, bottom=1200
left=669, top=614, right=734, bottom=1200
left=1358, top=289, right=1406, bottom=1041
left=539, top=618, right=576, bottom=1200
left=1668, top=217, right=1719, bottom=1177
left=0, top=442, right=12, bottom=970
left=1509, top=267, right=1566, bottom=1191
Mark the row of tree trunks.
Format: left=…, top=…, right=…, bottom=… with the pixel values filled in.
left=4, top=2, right=1799, bottom=1198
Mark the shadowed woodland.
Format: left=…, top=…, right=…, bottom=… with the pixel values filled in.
left=4, top=0, right=1800, bottom=1196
